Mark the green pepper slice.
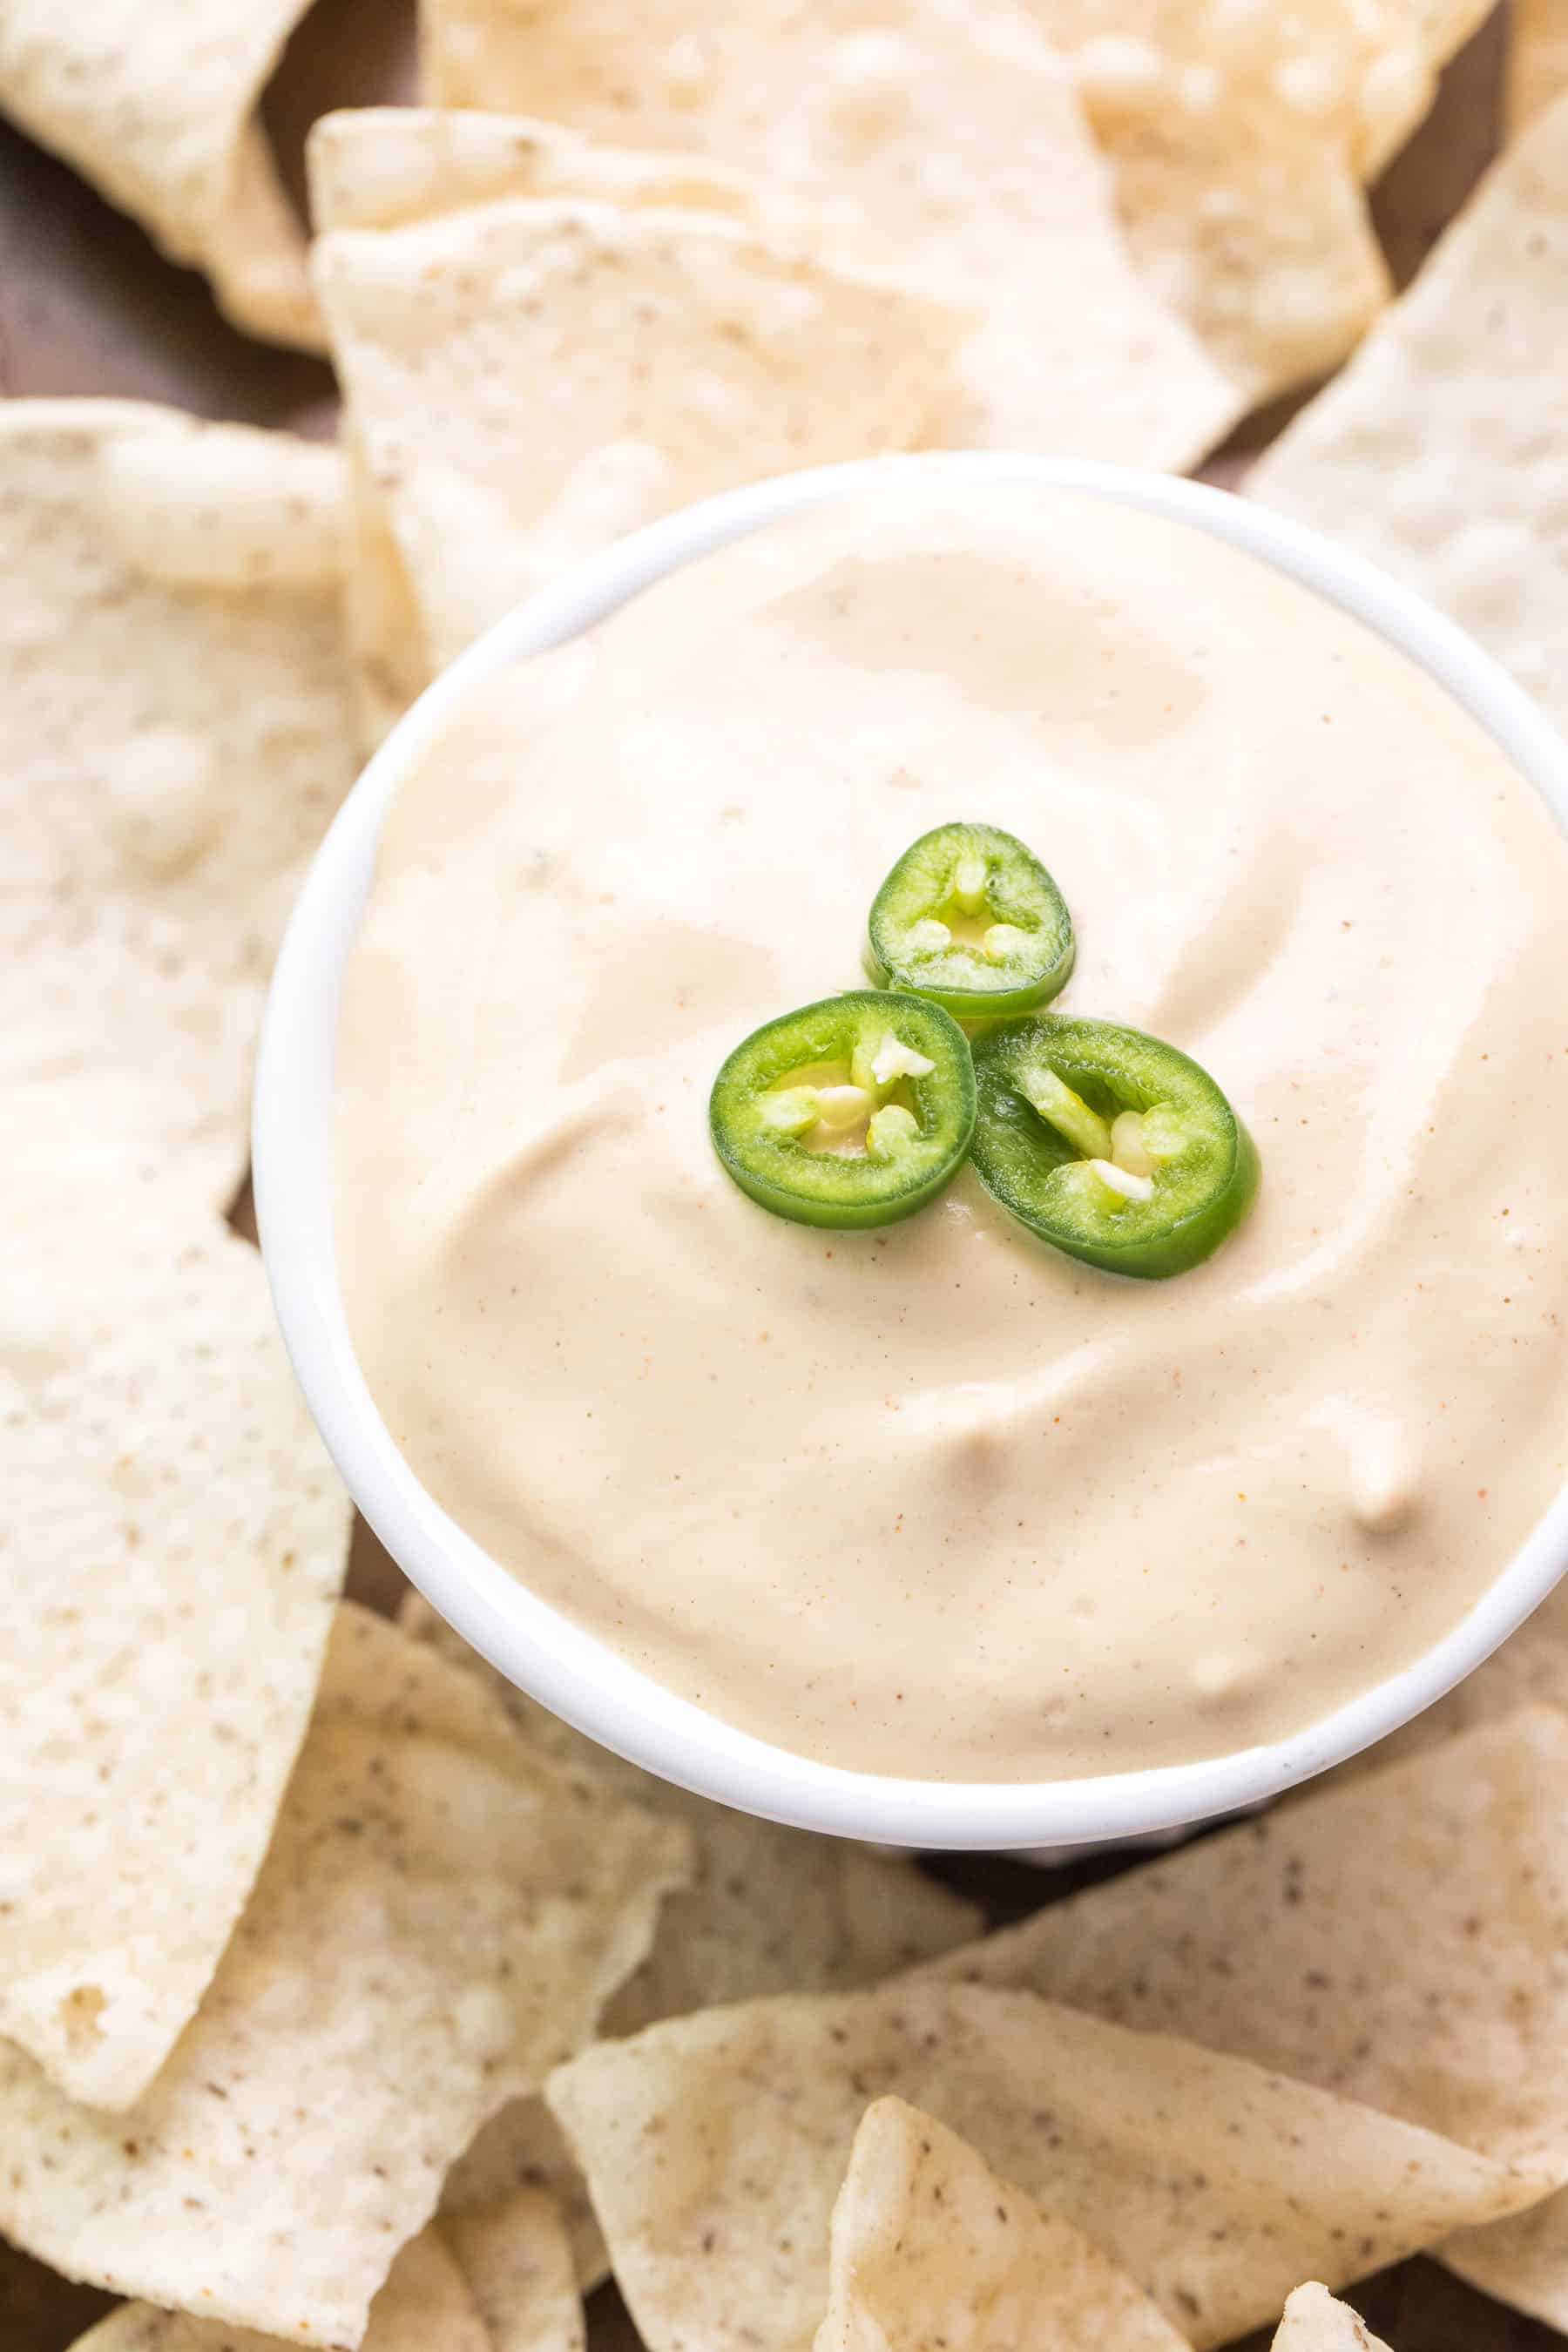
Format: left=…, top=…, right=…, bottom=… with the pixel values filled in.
left=710, top=990, right=975, bottom=1229
left=970, top=1014, right=1259, bottom=1278
left=866, top=822, right=1075, bottom=1017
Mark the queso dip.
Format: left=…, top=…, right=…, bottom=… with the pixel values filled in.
left=335, top=485, right=1568, bottom=1781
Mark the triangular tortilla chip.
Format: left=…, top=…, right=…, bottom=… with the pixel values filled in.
left=921, top=1707, right=1568, bottom=2169
left=0, top=3, right=322, bottom=346
left=408, top=1600, right=978, bottom=2276
left=0, top=1606, right=692, bottom=2345
left=312, top=157, right=962, bottom=709
left=0, top=402, right=354, bottom=1225
left=0, top=400, right=359, bottom=2112
left=0, top=1196, right=349, bottom=2112
left=1249, top=95, right=1568, bottom=735
left=64, top=2227, right=490, bottom=2352
left=442, top=2191, right=585, bottom=2352
left=443, top=2099, right=609, bottom=2284
left=1509, top=0, right=1568, bottom=127
left=1029, top=0, right=1492, bottom=397
left=545, top=1981, right=1546, bottom=2352
left=416, top=3, right=1239, bottom=460
left=1273, top=2284, right=1392, bottom=2350
left=817, top=2099, right=1189, bottom=2352
left=310, top=105, right=770, bottom=237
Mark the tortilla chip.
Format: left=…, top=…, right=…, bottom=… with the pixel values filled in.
left=416, top=7, right=1239, bottom=461
left=443, top=2100, right=610, bottom=2284
left=1509, top=0, right=1568, bottom=128
left=310, top=105, right=769, bottom=236
left=1033, top=0, right=1495, bottom=397
left=0, top=402, right=354, bottom=1226
left=0, top=1194, right=349, bottom=2111
left=1248, top=94, right=1568, bottom=734
left=0, top=399, right=359, bottom=2112
left=545, top=1981, right=1544, bottom=2352
left=817, top=2099, right=1189, bottom=2352
left=312, top=172, right=962, bottom=707
left=442, top=2192, right=585, bottom=2352
left=1443, top=2193, right=1568, bottom=2330
left=0, top=3, right=322, bottom=346
left=64, top=2228, right=491, bottom=2352
left=1272, top=2284, right=1392, bottom=2350
left=0, top=1605, right=692, bottom=2344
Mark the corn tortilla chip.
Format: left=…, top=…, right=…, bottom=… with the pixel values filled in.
left=817, top=2099, right=1189, bottom=2352
left=1443, top=2192, right=1568, bottom=2330
left=0, top=401, right=354, bottom=1226
left=1509, top=0, right=1568, bottom=127
left=443, top=2100, right=610, bottom=2284
left=441, top=2191, right=585, bottom=2352
left=0, top=1605, right=692, bottom=2345
left=0, top=2, right=322, bottom=346
left=1273, top=2284, right=1392, bottom=2350
left=0, top=398, right=359, bottom=2112
left=308, top=108, right=862, bottom=738
left=1248, top=95, right=1568, bottom=735
left=921, top=1707, right=1568, bottom=2171
left=0, top=1198, right=349, bottom=2112
left=545, top=1981, right=1545, bottom=2352
left=1033, top=0, right=1493, bottom=397
left=310, top=105, right=769, bottom=238
left=312, top=173, right=962, bottom=706
left=416, top=2, right=1240, bottom=463
left=65, top=2228, right=491, bottom=2352
left=408, top=1601, right=979, bottom=2273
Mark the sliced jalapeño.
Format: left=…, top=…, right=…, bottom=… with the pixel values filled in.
left=971, top=1014, right=1259, bottom=1278
left=866, top=821, right=1074, bottom=1017
left=710, top=990, right=975, bottom=1230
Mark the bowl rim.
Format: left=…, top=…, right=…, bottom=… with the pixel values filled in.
left=253, top=449, right=1568, bottom=1851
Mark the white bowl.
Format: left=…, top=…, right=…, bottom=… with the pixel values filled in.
left=253, top=450, right=1568, bottom=1852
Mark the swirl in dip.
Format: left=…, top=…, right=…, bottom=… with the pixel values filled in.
left=335, top=485, right=1568, bottom=1781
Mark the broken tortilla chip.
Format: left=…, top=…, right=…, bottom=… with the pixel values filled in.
left=1248, top=94, right=1568, bottom=736
left=0, top=402, right=354, bottom=1226
left=1273, top=2283, right=1392, bottom=2350
left=0, top=1605, right=692, bottom=2345
left=1509, top=0, right=1568, bottom=128
left=441, top=2191, right=585, bottom=2352
left=416, top=4, right=1239, bottom=461
left=919, top=1707, right=1568, bottom=2324
left=312, top=143, right=963, bottom=712
left=545, top=1981, right=1547, bottom=2352
left=408, top=1599, right=979, bottom=2275
left=817, top=2099, right=1189, bottom=2352
left=1033, top=0, right=1494, bottom=397
left=0, top=2, right=322, bottom=346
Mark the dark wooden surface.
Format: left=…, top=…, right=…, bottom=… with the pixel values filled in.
left=2, top=6, right=1557, bottom=2347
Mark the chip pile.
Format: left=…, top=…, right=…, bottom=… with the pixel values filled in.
left=2, top=7, right=1568, bottom=2352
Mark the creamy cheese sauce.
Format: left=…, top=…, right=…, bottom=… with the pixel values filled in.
left=335, top=486, right=1568, bottom=1781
